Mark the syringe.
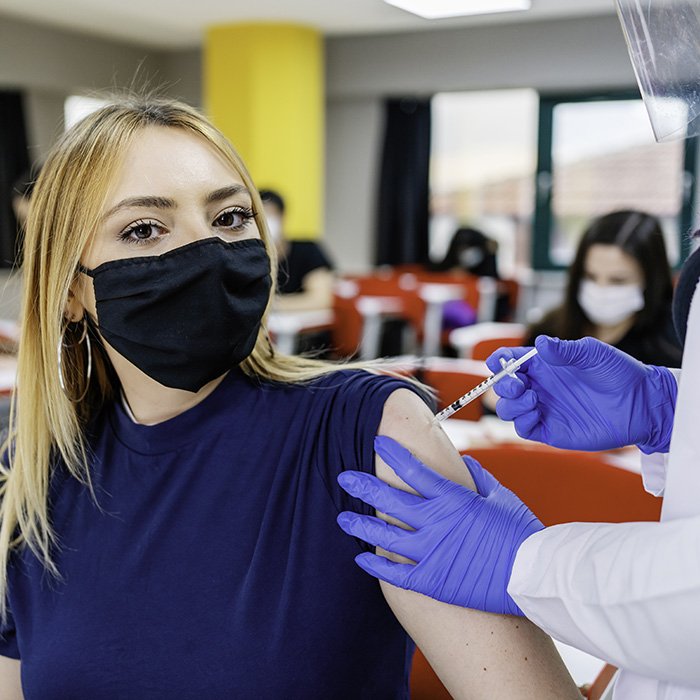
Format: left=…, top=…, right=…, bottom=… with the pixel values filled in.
left=435, top=347, right=538, bottom=421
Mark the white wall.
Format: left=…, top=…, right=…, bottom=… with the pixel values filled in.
left=325, top=97, right=384, bottom=273
left=0, top=15, right=201, bottom=319
left=0, top=14, right=199, bottom=160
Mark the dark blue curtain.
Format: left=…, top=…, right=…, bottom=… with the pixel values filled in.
left=375, top=97, right=431, bottom=266
left=0, top=91, right=29, bottom=267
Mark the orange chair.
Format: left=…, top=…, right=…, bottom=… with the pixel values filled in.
left=419, top=357, right=491, bottom=421
left=331, top=273, right=425, bottom=358
left=379, top=269, right=480, bottom=353
left=587, top=664, right=618, bottom=699
left=331, top=282, right=366, bottom=358
left=410, top=444, right=660, bottom=697
left=465, top=443, right=661, bottom=526
left=448, top=321, right=526, bottom=360
left=332, top=269, right=509, bottom=359
left=410, top=649, right=453, bottom=700
left=471, top=334, right=525, bottom=362
left=409, top=270, right=484, bottom=352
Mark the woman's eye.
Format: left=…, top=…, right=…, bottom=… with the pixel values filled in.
left=119, top=221, right=163, bottom=244
left=214, top=207, right=255, bottom=230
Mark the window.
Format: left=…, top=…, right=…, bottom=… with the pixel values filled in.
left=533, top=93, right=697, bottom=270
left=429, top=89, right=539, bottom=278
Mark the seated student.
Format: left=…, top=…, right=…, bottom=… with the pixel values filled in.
left=432, top=226, right=500, bottom=278
left=431, top=226, right=511, bottom=331
left=527, top=210, right=682, bottom=367
left=259, top=189, right=334, bottom=312
left=0, top=95, right=583, bottom=699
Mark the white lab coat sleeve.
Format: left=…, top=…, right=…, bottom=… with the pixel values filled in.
left=639, top=452, right=667, bottom=497
left=638, top=368, right=681, bottom=498
left=669, top=368, right=682, bottom=383
left=507, top=516, right=700, bottom=687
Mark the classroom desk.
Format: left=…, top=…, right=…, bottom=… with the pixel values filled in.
left=267, top=309, right=335, bottom=355
left=0, top=353, right=17, bottom=395
left=354, top=296, right=405, bottom=360
left=417, top=283, right=466, bottom=357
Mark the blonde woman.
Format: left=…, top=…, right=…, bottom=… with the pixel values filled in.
left=0, top=97, right=581, bottom=699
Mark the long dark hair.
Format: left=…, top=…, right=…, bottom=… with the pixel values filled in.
left=431, top=226, right=499, bottom=277
left=537, top=210, right=674, bottom=338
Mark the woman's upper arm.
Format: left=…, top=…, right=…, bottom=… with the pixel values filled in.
left=375, top=388, right=580, bottom=700
left=0, top=656, right=23, bottom=700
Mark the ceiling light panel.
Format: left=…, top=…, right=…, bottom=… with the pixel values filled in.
left=383, top=0, right=531, bottom=20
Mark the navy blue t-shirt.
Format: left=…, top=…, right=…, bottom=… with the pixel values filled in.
left=1, top=369, right=419, bottom=699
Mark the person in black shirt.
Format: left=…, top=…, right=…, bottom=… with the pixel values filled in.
left=259, top=189, right=334, bottom=311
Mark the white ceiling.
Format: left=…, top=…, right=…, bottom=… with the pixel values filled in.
left=0, top=0, right=618, bottom=49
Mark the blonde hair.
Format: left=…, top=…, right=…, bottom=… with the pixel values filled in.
left=0, top=95, right=416, bottom=617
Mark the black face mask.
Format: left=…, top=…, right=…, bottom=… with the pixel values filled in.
left=80, top=237, right=271, bottom=392
left=673, top=243, right=700, bottom=347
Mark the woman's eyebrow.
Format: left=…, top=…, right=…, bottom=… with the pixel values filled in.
left=103, top=186, right=250, bottom=220
left=206, top=185, right=251, bottom=204
left=104, top=195, right=175, bottom=219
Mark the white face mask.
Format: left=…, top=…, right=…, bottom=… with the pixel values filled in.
left=266, top=215, right=283, bottom=242
left=458, top=247, right=485, bottom=270
left=577, top=279, right=645, bottom=327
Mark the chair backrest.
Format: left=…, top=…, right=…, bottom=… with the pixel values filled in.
left=449, top=321, right=526, bottom=360
left=588, top=664, right=618, bottom=700
left=331, top=285, right=364, bottom=357
left=420, top=358, right=491, bottom=421
left=410, top=647, right=453, bottom=700
left=466, top=444, right=661, bottom=526
left=332, top=270, right=510, bottom=361
left=471, top=335, right=525, bottom=361
left=331, top=273, right=425, bottom=358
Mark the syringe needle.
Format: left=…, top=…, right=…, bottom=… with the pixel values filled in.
left=435, top=348, right=538, bottom=422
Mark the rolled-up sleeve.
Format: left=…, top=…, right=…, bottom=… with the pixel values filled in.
left=637, top=368, right=681, bottom=497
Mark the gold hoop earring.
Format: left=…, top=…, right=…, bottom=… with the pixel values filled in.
left=58, top=316, right=92, bottom=403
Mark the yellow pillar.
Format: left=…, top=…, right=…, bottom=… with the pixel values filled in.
left=204, top=24, right=324, bottom=240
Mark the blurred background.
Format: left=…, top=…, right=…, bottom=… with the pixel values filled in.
left=0, top=3, right=693, bottom=692
left=0, top=0, right=697, bottom=323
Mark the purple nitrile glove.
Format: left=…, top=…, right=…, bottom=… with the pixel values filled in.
left=486, top=335, right=677, bottom=454
left=336, top=435, right=543, bottom=616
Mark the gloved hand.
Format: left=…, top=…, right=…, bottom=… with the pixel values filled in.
left=336, top=435, right=544, bottom=616
left=486, top=335, right=678, bottom=454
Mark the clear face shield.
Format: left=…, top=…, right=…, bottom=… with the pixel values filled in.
left=615, top=0, right=700, bottom=142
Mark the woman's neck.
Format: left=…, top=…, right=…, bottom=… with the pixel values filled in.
left=591, top=316, right=636, bottom=346
left=119, top=376, right=226, bottom=425
left=107, top=347, right=227, bottom=425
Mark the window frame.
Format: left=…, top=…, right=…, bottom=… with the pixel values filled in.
left=532, top=90, right=698, bottom=271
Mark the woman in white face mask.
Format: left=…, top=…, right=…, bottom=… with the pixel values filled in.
left=527, top=210, right=682, bottom=367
